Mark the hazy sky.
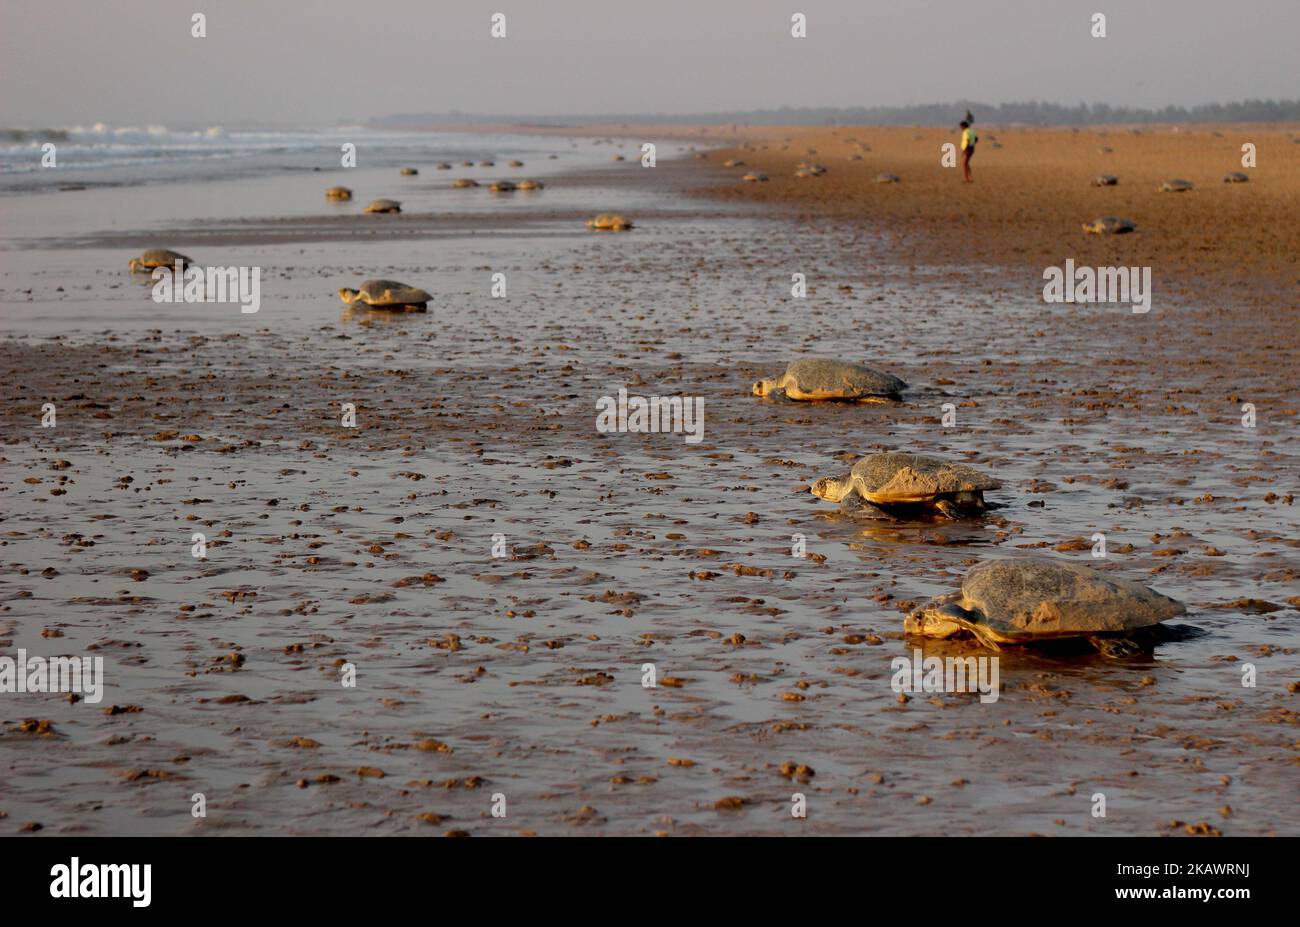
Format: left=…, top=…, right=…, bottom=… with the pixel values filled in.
left=3, top=0, right=1296, bottom=125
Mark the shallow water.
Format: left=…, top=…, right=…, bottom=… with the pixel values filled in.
left=0, top=134, right=1296, bottom=836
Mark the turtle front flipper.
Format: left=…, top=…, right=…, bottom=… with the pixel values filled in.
left=935, top=492, right=986, bottom=519
left=839, top=493, right=889, bottom=519
left=934, top=498, right=961, bottom=519
left=1086, top=634, right=1150, bottom=659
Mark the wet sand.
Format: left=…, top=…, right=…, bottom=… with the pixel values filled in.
left=1, top=130, right=1297, bottom=836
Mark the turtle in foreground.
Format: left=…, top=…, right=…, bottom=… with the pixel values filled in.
left=363, top=198, right=401, bottom=213
left=338, top=280, right=432, bottom=312
left=1082, top=216, right=1136, bottom=235
left=753, top=358, right=906, bottom=403
left=1091, top=175, right=1118, bottom=186
left=489, top=181, right=517, bottom=192
left=325, top=186, right=353, bottom=200
left=905, top=557, right=1186, bottom=657
left=517, top=180, right=544, bottom=190
left=874, top=172, right=901, bottom=184
left=586, top=214, right=634, bottom=231
left=1160, top=178, right=1194, bottom=192
left=1223, top=171, right=1249, bottom=183
left=128, top=249, right=193, bottom=273
left=810, top=452, right=999, bottom=519
left=451, top=178, right=479, bottom=188
left=399, top=167, right=418, bottom=176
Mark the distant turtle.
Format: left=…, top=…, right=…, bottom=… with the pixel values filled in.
left=1092, top=175, right=1118, bottom=186
left=742, top=172, right=769, bottom=182
left=461, top=160, right=474, bottom=167
left=723, top=159, right=746, bottom=167
left=338, top=279, right=432, bottom=312
left=1160, top=178, right=1194, bottom=192
left=1223, top=171, right=1249, bottom=183
left=508, top=160, right=525, bottom=167
left=363, top=198, right=401, bottom=213
left=874, top=172, right=901, bottom=184
left=586, top=214, right=634, bottom=231
left=753, top=358, right=906, bottom=403
left=399, top=167, right=418, bottom=176
left=435, top=162, right=452, bottom=170
left=612, top=154, right=625, bottom=161
left=517, top=180, right=544, bottom=190
left=1082, top=216, right=1137, bottom=235
left=489, top=181, right=517, bottom=192
left=905, top=557, right=1186, bottom=657
left=128, top=249, right=193, bottom=273
left=811, top=452, right=999, bottom=519
left=451, top=178, right=480, bottom=188
left=479, top=160, right=495, bottom=167
left=325, top=186, right=353, bottom=200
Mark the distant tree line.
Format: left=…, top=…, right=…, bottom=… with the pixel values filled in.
left=375, top=99, right=1300, bottom=127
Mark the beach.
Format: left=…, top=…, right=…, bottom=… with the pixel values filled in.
left=1, top=124, right=1297, bottom=836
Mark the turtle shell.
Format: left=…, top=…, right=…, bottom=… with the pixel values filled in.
left=1160, top=179, right=1194, bottom=192
left=951, top=558, right=1185, bottom=641
left=353, top=280, right=431, bottom=307
left=784, top=359, right=906, bottom=399
left=1092, top=175, right=1119, bottom=186
left=325, top=186, right=352, bottom=199
left=132, top=249, right=192, bottom=269
left=874, top=173, right=901, bottom=183
left=1083, top=216, right=1136, bottom=234
left=851, top=452, right=999, bottom=504
left=587, top=214, right=633, bottom=230
left=363, top=199, right=402, bottom=213
left=1223, top=172, right=1249, bottom=183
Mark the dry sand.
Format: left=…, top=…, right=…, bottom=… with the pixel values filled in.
left=682, top=123, right=1300, bottom=294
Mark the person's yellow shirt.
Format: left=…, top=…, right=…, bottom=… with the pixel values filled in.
left=961, top=127, right=978, bottom=150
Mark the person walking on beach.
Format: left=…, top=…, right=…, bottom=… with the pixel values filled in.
left=959, top=118, right=978, bottom=183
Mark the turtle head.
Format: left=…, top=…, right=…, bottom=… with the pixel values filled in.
left=752, top=377, right=779, bottom=397
left=128, top=258, right=141, bottom=272
left=338, top=288, right=360, bottom=305
left=904, top=597, right=969, bottom=639
left=811, top=474, right=852, bottom=503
